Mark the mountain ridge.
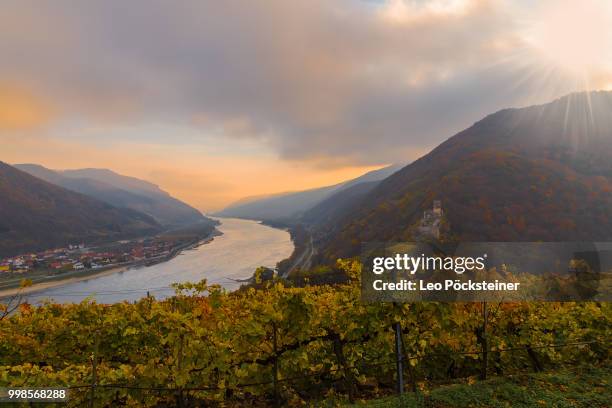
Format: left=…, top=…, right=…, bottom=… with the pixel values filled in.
left=0, top=162, right=162, bottom=257
left=15, top=164, right=208, bottom=227
left=215, top=164, right=402, bottom=222
left=316, top=91, right=612, bottom=262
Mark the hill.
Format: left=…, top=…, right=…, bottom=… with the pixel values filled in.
left=216, top=184, right=340, bottom=222
left=0, top=162, right=162, bottom=257
left=300, top=180, right=380, bottom=228
left=216, top=164, right=401, bottom=222
left=14, top=164, right=209, bottom=227
left=318, top=91, right=612, bottom=261
left=61, top=168, right=166, bottom=196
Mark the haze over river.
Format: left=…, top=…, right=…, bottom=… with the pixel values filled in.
left=24, top=218, right=293, bottom=304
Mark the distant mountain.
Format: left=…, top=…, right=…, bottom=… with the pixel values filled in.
left=215, top=165, right=401, bottom=222
left=318, top=91, right=612, bottom=261
left=300, top=180, right=380, bottom=228
left=15, top=164, right=208, bottom=227
left=216, top=185, right=339, bottom=222
left=61, top=168, right=166, bottom=196
left=0, top=162, right=161, bottom=257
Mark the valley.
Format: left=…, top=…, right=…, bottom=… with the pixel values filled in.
left=3, top=3, right=612, bottom=405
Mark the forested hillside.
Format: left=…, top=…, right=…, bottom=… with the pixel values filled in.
left=0, top=162, right=161, bottom=257
left=318, top=92, right=612, bottom=261
left=15, top=164, right=210, bottom=227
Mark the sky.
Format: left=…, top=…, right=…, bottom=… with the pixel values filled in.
left=2, top=0, right=612, bottom=211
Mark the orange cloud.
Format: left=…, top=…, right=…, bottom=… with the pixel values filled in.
left=0, top=84, right=53, bottom=130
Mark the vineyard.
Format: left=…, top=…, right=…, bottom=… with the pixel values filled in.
left=0, top=259, right=610, bottom=407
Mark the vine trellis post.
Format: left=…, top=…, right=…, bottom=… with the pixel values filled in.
left=393, top=322, right=405, bottom=395
left=480, top=301, right=489, bottom=380
left=272, top=322, right=280, bottom=408
left=89, top=332, right=100, bottom=408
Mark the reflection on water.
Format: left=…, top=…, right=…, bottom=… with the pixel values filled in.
left=25, top=218, right=293, bottom=304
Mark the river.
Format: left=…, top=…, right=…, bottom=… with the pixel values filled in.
left=22, top=218, right=294, bottom=304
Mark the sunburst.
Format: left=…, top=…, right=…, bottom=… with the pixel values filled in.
left=520, top=0, right=612, bottom=86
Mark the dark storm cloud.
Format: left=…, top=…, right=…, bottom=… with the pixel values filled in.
left=0, top=0, right=563, bottom=165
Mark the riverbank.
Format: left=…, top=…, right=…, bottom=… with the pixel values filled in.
left=0, top=264, right=130, bottom=298
left=2, top=218, right=293, bottom=304
left=0, top=231, right=220, bottom=299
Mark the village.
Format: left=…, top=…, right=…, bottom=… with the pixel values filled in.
left=0, top=237, right=190, bottom=278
